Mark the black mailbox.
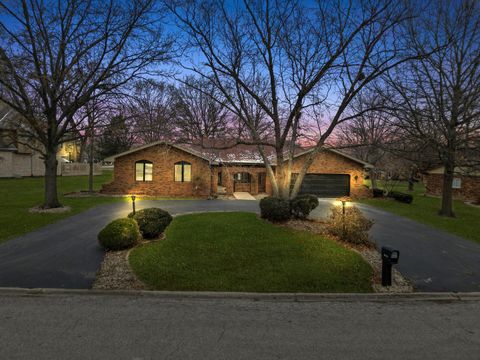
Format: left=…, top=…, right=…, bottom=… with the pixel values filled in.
left=381, top=246, right=400, bottom=286
left=381, top=247, right=400, bottom=264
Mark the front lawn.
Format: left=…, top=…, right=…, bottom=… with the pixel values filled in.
left=129, top=212, right=373, bottom=293
left=0, top=171, right=124, bottom=243
left=361, top=181, right=480, bottom=244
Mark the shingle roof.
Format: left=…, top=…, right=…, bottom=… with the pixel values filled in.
left=107, top=141, right=373, bottom=168
left=107, top=141, right=215, bottom=163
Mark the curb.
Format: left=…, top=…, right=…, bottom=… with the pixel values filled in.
left=0, top=287, right=479, bottom=302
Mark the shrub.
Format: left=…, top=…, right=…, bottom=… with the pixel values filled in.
left=325, top=205, right=373, bottom=245
left=372, top=188, right=384, bottom=198
left=259, top=196, right=291, bottom=222
left=98, top=218, right=140, bottom=251
left=388, top=191, right=413, bottom=204
left=290, top=194, right=319, bottom=219
left=128, top=208, right=173, bottom=239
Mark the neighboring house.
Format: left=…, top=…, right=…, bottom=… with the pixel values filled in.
left=101, top=141, right=373, bottom=198
left=424, top=167, right=480, bottom=203
left=0, top=102, right=91, bottom=178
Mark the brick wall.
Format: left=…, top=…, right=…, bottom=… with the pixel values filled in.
left=217, top=165, right=271, bottom=195
left=102, top=145, right=371, bottom=199
left=289, top=150, right=371, bottom=199
left=425, top=173, right=480, bottom=203
left=101, top=144, right=213, bottom=197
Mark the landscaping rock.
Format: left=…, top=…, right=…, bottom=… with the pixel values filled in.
left=92, top=250, right=147, bottom=290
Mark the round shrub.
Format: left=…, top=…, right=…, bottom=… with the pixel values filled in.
left=98, top=218, right=140, bottom=251
left=290, top=194, right=319, bottom=219
left=128, top=208, right=173, bottom=239
left=259, top=196, right=291, bottom=222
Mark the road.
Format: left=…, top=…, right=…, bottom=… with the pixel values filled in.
left=0, top=292, right=479, bottom=359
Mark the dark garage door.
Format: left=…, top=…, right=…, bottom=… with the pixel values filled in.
left=298, top=174, right=350, bottom=198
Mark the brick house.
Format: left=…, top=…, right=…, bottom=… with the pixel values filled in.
left=101, top=141, right=372, bottom=198
left=425, top=166, right=480, bottom=203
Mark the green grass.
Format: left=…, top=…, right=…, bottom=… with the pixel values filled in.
left=360, top=181, right=480, bottom=244
left=0, top=171, right=124, bottom=243
left=129, top=212, right=373, bottom=293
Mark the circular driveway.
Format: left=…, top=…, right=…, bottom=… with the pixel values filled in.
left=0, top=199, right=479, bottom=291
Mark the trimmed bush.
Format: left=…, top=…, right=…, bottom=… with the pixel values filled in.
left=325, top=205, right=373, bottom=245
left=290, top=194, right=319, bottom=219
left=98, top=218, right=140, bottom=251
left=259, top=196, right=291, bottom=222
left=372, top=188, right=384, bottom=198
left=388, top=191, right=413, bottom=204
left=128, top=208, right=173, bottom=239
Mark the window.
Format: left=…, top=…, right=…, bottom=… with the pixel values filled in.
left=174, top=161, right=191, bottom=182
left=135, top=160, right=153, bottom=181
left=452, top=178, right=462, bottom=189
left=234, top=172, right=251, bottom=183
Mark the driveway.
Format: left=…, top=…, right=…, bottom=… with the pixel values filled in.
left=0, top=200, right=260, bottom=289
left=0, top=199, right=479, bottom=291
left=311, top=200, right=480, bottom=292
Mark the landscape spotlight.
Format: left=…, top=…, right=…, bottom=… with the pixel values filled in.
left=131, top=195, right=136, bottom=215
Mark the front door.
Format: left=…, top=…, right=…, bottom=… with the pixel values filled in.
left=258, top=172, right=266, bottom=193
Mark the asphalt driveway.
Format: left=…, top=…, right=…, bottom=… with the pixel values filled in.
left=0, top=199, right=479, bottom=291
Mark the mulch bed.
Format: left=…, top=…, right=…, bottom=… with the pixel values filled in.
left=283, top=219, right=414, bottom=293
left=28, top=206, right=71, bottom=214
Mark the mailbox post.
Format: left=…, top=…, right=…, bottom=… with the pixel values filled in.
left=381, top=246, right=400, bottom=286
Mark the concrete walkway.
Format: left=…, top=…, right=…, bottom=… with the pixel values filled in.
left=0, top=199, right=479, bottom=291
left=233, top=192, right=256, bottom=200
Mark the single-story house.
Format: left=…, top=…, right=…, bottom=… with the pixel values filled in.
left=101, top=141, right=373, bottom=199
left=425, top=166, right=480, bottom=203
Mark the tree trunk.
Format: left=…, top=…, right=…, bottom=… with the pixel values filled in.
left=88, top=131, right=95, bottom=193
left=371, top=170, right=378, bottom=189
left=407, top=167, right=415, bottom=192
left=274, top=155, right=291, bottom=200
left=43, top=150, right=61, bottom=208
left=439, top=158, right=455, bottom=217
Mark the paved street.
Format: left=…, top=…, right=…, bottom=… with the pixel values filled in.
left=0, top=292, right=479, bottom=360
left=0, top=199, right=479, bottom=291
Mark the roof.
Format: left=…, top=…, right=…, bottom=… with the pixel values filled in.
left=106, top=141, right=215, bottom=163
left=292, top=147, right=374, bottom=168
left=107, top=141, right=374, bottom=169
left=427, top=166, right=480, bottom=177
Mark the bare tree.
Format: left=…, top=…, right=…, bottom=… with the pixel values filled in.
left=167, top=0, right=420, bottom=199
left=0, top=0, right=171, bottom=208
left=380, top=0, right=480, bottom=217
left=172, top=77, right=232, bottom=142
left=128, top=79, right=176, bottom=144
left=336, top=93, right=392, bottom=188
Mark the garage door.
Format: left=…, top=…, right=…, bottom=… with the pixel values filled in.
left=298, top=174, right=350, bottom=198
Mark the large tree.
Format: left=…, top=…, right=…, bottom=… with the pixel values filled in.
left=380, top=0, right=480, bottom=217
left=168, top=0, right=421, bottom=199
left=128, top=79, right=177, bottom=144
left=172, top=77, right=230, bottom=142
left=0, top=0, right=171, bottom=208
